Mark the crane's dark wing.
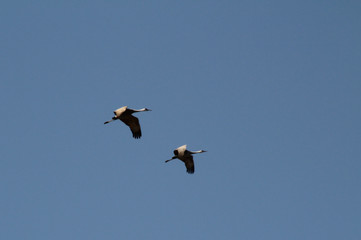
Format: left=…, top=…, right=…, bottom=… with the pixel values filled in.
left=120, top=115, right=142, bottom=139
left=184, top=156, right=195, bottom=174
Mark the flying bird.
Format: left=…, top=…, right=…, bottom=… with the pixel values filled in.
left=104, top=106, right=151, bottom=139
left=165, top=145, right=207, bottom=174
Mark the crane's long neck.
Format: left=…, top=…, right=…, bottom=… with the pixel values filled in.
left=135, top=108, right=148, bottom=112
left=189, top=150, right=206, bottom=154
left=132, top=108, right=151, bottom=113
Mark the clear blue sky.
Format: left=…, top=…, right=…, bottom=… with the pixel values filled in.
left=1, top=1, right=360, bottom=239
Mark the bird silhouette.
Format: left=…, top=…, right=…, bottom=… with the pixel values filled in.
left=104, top=106, right=151, bottom=139
left=165, top=145, right=206, bottom=174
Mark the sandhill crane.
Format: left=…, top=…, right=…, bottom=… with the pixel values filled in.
left=165, top=145, right=206, bottom=174
left=104, top=106, right=151, bottom=139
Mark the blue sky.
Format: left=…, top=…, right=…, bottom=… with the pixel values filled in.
left=1, top=1, right=361, bottom=239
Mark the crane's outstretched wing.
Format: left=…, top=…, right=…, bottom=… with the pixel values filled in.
left=184, top=156, right=195, bottom=174
left=120, top=115, right=142, bottom=139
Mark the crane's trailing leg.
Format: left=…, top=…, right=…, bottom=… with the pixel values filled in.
left=165, top=156, right=177, bottom=163
left=104, top=116, right=117, bottom=124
